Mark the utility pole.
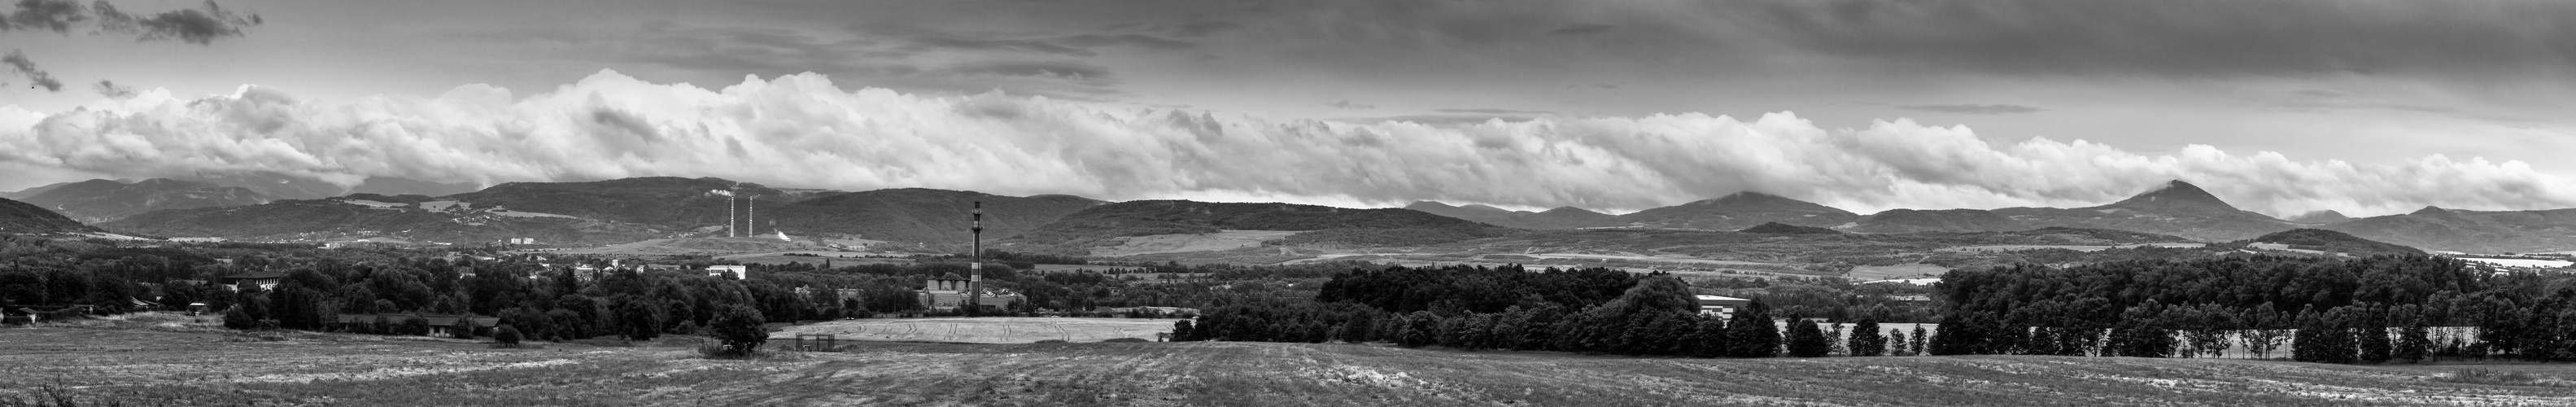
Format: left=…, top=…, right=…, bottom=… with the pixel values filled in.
left=967, top=201, right=984, bottom=317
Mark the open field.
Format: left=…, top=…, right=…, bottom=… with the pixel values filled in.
left=773, top=317, right=1177, bottom=344
left=2459, top=257, right=2575, bottom=268
left=1848, top=263, right=1950, bottom=280
left=6, top=320, right=2574, bottom=406
left=1027, top=264, right=1146, bottom=272
left=1089, top=230, right=1301, bottom=256
left=718, top=252, right=914, bottom=265
left=1941, top=243, right=2207, bottom=253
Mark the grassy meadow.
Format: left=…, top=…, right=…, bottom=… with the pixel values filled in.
left=3, top=314, right=2573, bottom=406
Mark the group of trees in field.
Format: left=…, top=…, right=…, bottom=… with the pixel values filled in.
left=1931, top=255, right=2576, bottom=363
left=1190, top=265, right=1944, bottom=358
left=0, top=237, right=1331, bottom=353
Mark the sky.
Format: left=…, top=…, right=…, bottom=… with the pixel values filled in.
left=3, top=0, right=2575, bottom=217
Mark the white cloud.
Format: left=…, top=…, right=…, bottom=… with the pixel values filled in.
left=2, top=70, right=2571, bottom=217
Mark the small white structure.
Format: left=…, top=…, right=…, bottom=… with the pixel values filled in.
left=1696, top=295, right=1753, bottom=318
left=707, top=265, right=749, bottom=280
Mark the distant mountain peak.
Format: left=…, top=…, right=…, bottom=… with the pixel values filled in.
left=2286, top=209, right=2351, bottom=224
left=2104, top=180, right=2237, bottom=210
left=1706, top=190, right=1784, bottom=204
left=2410, top=206, right=2452, bottom=216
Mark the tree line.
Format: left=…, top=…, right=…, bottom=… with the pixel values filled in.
left=1190, top=265, right=1938, bottom=358
left=1930, top=255, right=2576, bottom=363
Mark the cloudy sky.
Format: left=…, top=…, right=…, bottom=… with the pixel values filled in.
left=3, top=0, right=2574, bottom=217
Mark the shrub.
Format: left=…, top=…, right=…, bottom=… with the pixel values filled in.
left=708, top=304, right=766, bottom=357
left=493, top=324, right=523, bottom=347
left=401, top=315, right=432, bottom=336
left=451, top=319, right=479, bottom=340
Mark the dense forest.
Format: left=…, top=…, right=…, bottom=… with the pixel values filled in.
left=1932, top=255, right=2576, bottom=362
left=1189, top=265, right=1932, bottom=358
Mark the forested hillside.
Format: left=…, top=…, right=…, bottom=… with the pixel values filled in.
left=0, top=197, right=98, bottom=234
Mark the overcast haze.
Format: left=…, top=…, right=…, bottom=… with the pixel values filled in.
left=4, top=0, right=2574, bottom=217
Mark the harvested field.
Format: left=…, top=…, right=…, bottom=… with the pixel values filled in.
left=1089, top=230, right=1301, bottom=256
left=1848, top=263, right=1950, bottom=280
left=5, top=318, right=2574, bottom=406
left=774, top=317, right=1176, bottom=344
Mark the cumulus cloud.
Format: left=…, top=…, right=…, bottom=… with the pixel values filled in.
left=2, top=50, right=61, bottom=91
left=2, top=71, right=2572, bottom=217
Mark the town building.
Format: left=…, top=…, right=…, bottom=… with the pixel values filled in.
left=217, top=272, right=286, bottom=291
left=917, top=273, right=1024, bottom=312
left=706, top=265, right=749, bottom=280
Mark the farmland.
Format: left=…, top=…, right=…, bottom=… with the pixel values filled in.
left=773, top=317, right=1177, bottom=344
left=6, top=317, right=2574, bottom=406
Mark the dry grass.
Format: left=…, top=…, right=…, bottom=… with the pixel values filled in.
left=773, top=317, right=1175, bottom=344
left=5, top=322, right=2576, bottom=406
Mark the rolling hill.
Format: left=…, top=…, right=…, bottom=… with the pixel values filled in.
left=1009, top=199, right=1518, bottom=252
left=1849, top=181, right=2300, bottom=242
left=15, top=178, right=270, bottom=222
left=2321, top=206, right=2576, bottom=254
left=760, top=188, right=1103, bottom=244
left=100, top=194, right=670, bottom=244
left=0, top=196, right=100, bottom=234
left=2286, top=209, right=2352, bottom=224
left=1408, top=191, right=1861, bottom=231
left=1617, top=191, right=1862, bottom=230
left=1403, top=202, right=1616, bottom=230
left=2229, top=228, right=2425, bottom=256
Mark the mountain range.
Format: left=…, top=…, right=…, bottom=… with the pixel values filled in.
left=6, top=175, right=2574, bottom=254
left=11, top=178, right=269, bottom=222
left=1408, top=180, right=2576, bottom=253
left=1405, top=191, right=1859, bottom=230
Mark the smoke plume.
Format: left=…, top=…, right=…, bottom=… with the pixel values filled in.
left=2, top=70, right=2571, bottom=217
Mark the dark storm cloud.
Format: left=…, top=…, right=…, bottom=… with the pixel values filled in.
left=1895, top=103, right=2044, bottom=115
left=4, top=0, right=257, bottom=43
left=2, top=0, right=87, bottom=33
left=91, top=79, right=133, bottom=98
left=1687, top=0, right=2576, bottom=78
left=91, top=0, right=261, bottom=44
left=1545, top=23, right=1613, bottom=37
left=3, top=50, right=61, bottom=92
